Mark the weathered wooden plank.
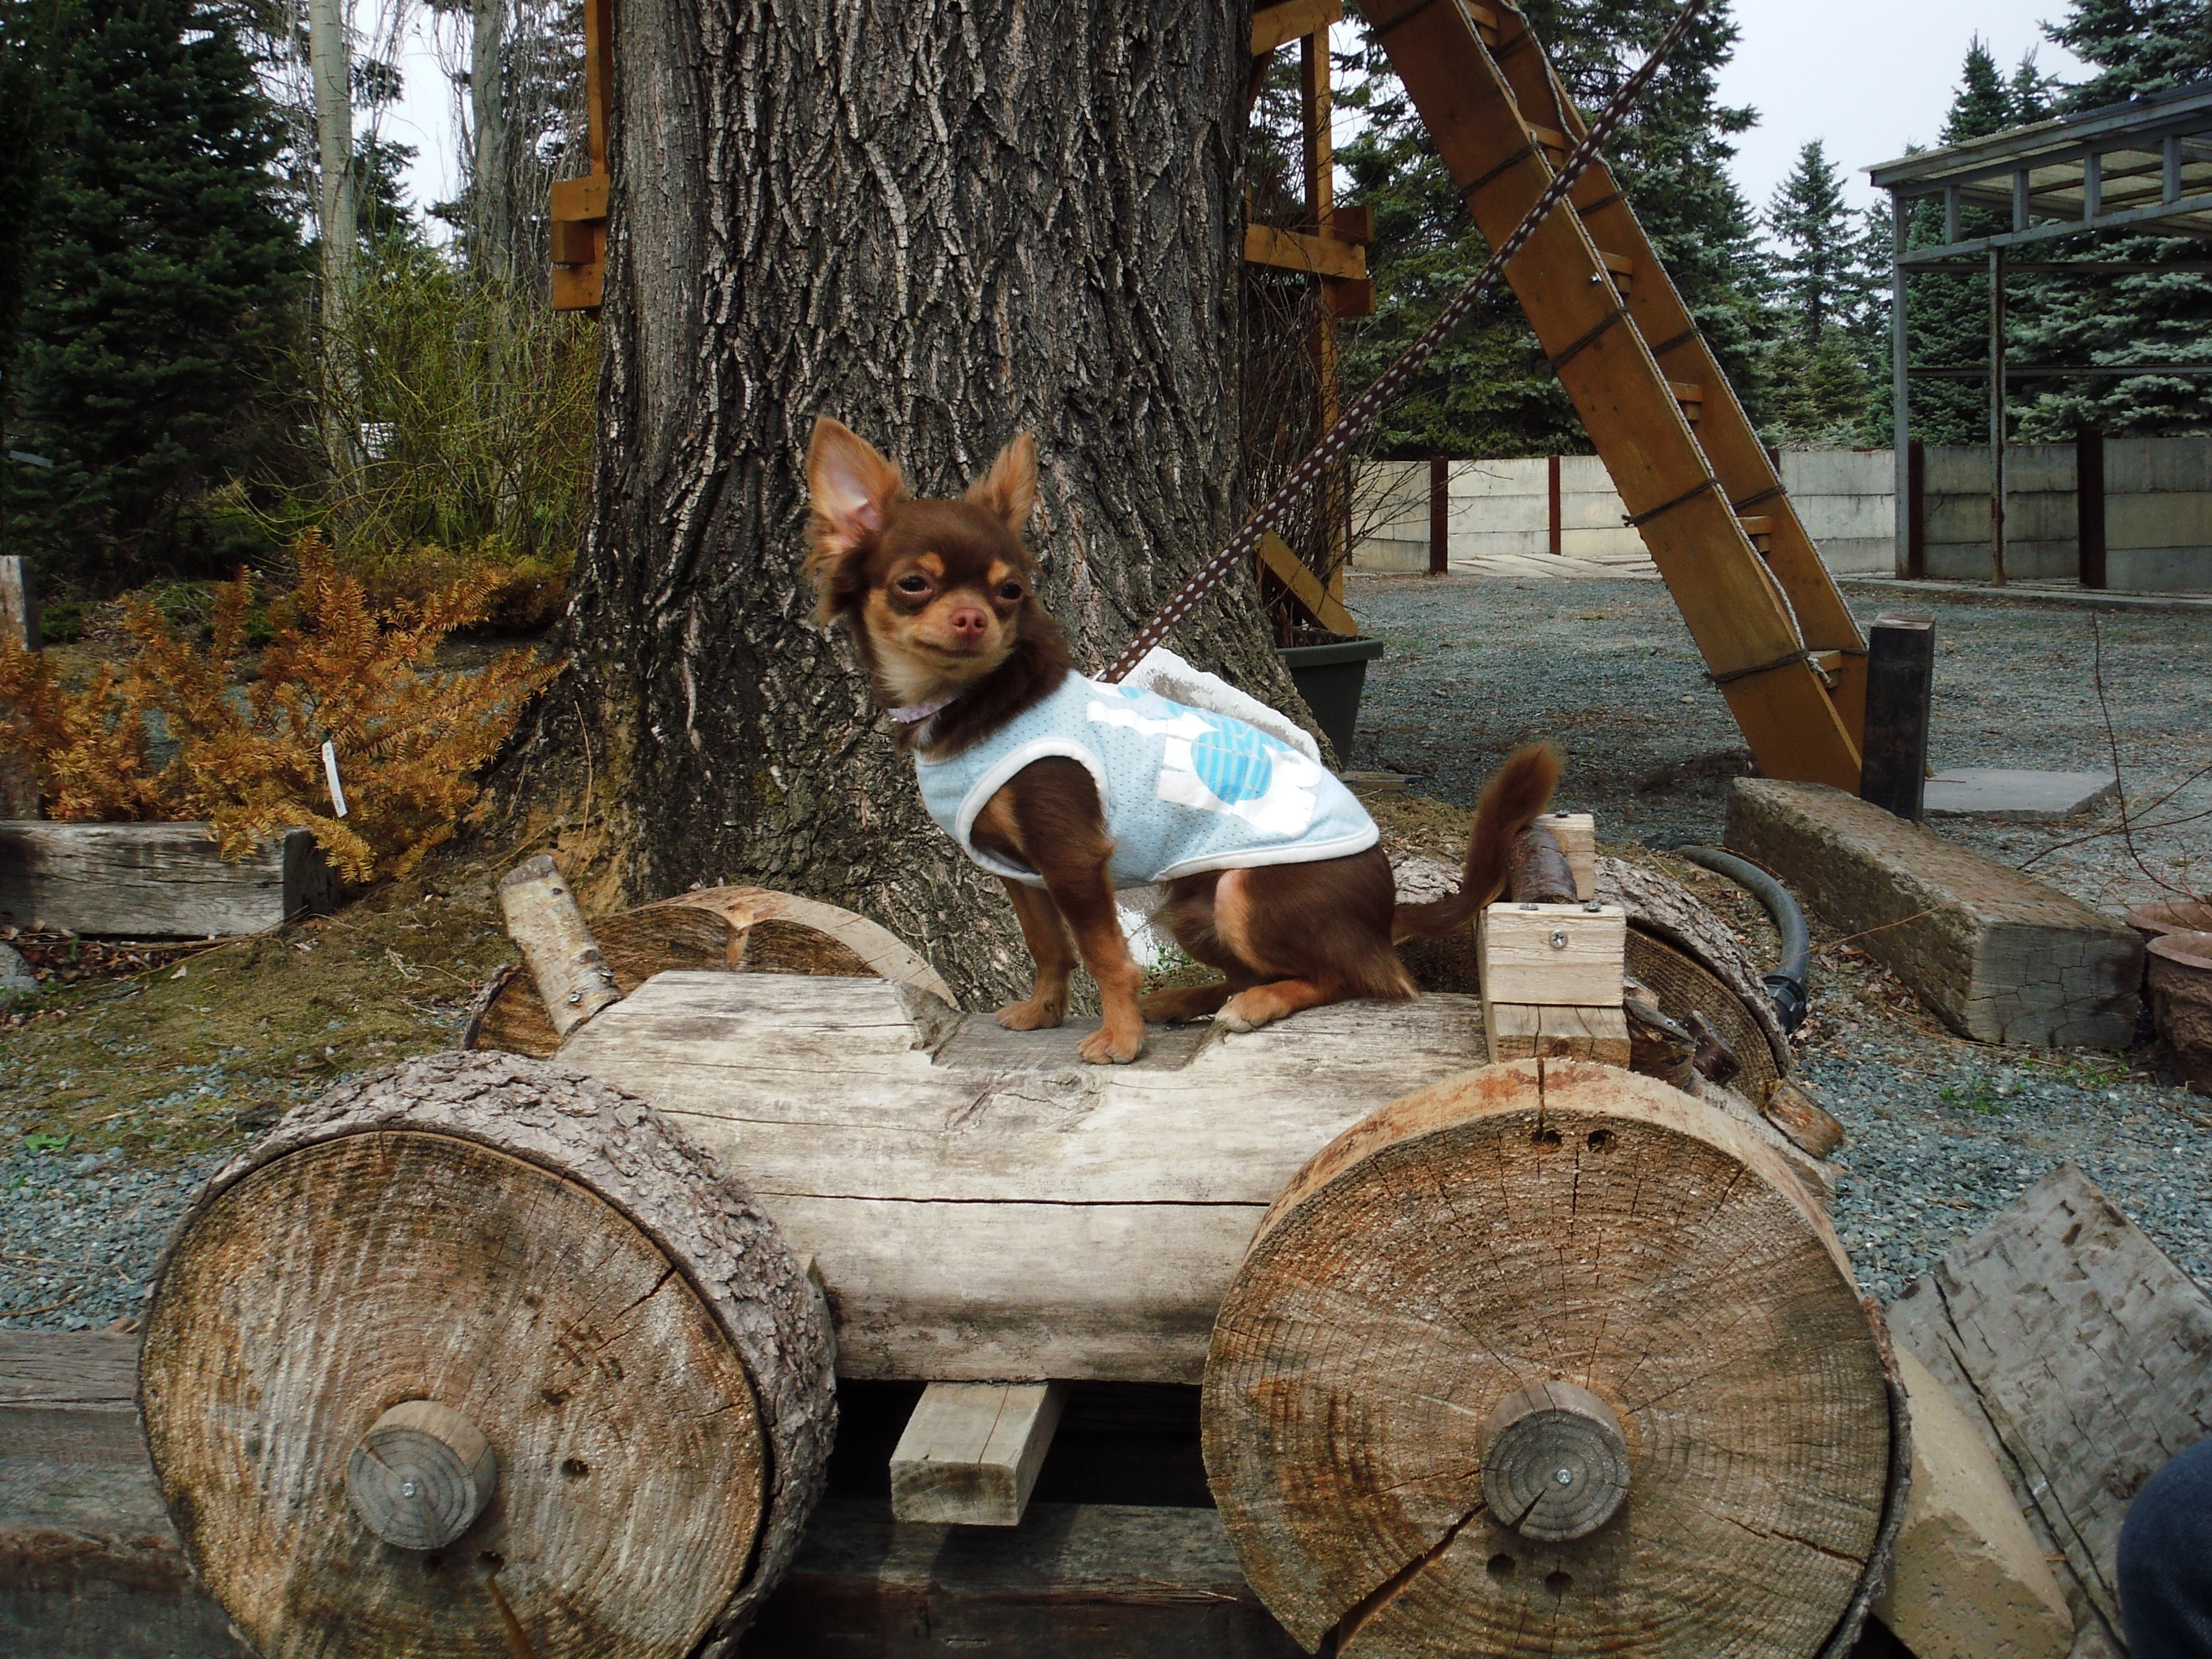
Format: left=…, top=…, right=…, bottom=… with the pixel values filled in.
left=1486, top=1002, right=1630, bottom=1065
left=558, top=973, right=1493, bottom=1381
left=1874, top=1349, right=2073, bottom=1659
left=745, top=1498, right=1304, bottom=1658
left=1, top=1335, right=250, bottom=1659
left=0, top=822, right=334, bottom=937
left=890, top=1382, right=1068, bottom=1526
left=1478, top=900, right=1626, bottom=1006
left=1726, top=780, right=2142, bottom=1047
left=1886, top=1164, right=2212, bottom=1654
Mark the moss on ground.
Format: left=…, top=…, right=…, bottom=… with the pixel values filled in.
left=0, top=846, right=521, bottom=1167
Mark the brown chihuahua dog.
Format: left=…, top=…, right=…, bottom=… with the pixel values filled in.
left=804, top=417, right=1560, bottom=1064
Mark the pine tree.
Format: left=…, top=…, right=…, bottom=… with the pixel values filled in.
left=2013, top=1, right=2212, bottom=438
left=12, top=0, right=304, bottom=588
left=1335, top=0, right=1776, bottom=457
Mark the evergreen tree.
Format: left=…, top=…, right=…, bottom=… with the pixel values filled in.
left=1896, top=39, right=2022, bottom=445
left=2014, top=1, right=2212, bottom=438
left=1761, top=141, right=1880, bottom=441
left=12, top=0, right=303, bottom=588
left=1335, top=0, right=1775, bottom=457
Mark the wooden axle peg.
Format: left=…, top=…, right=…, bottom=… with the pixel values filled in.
left=346, top=1399, right=497, bottom=1550
left=1480, top=1379, right=1630, bottom=1542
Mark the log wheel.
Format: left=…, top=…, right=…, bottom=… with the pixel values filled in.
left=464, top=884, right=957, bottom=1057
left=138, top=1052, right=836, bottom=1659
left=1202, top=1058, right=1904, bottom=1659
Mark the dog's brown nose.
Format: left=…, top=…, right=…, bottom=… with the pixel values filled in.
left=948, top=606, right=989, bottom=641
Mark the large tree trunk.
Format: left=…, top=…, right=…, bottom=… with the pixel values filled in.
left=546, top=0, right=1305, bottom=1005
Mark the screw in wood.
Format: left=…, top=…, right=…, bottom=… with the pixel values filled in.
left=1481, top=1380, right=1631, bottom=1543
left=346, top=1399, right=498, bottom=1552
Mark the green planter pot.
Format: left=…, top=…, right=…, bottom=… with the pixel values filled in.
left=1277, top=637, right=1386, bottom=767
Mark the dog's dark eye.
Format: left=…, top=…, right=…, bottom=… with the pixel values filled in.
left=997, top=582, right=1023, bottom=602
left=894, top=575, right=930, bottom=595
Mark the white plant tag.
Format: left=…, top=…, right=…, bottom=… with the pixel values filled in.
left=321, top=740, right=349, bottom=819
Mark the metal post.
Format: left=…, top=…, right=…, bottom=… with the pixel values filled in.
left=1892, top=193, right=1913, bottom=577
left=1427, top=457, right=1450, bottom=575
left=2077, top=427, right=2106, bottom=590
left=1989, top=246, right=2007, bottom=587
left=1547, top=454, right=1563, bottom=556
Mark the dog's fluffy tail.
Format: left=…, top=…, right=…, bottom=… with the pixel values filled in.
left=1393, top=743, right=1563, bottom=940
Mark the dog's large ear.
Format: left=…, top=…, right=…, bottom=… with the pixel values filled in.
left=965, top=432, right=1038, bottom=533
left=805, top=418, right=905, bottom=617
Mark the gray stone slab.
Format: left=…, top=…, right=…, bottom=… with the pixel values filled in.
left=1923, top=769, right=2120, bottom=823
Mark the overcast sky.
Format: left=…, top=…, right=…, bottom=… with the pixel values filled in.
left=386, top=1, right=2092, bottom=243
left=1717, top=0, right=2086, bottom=216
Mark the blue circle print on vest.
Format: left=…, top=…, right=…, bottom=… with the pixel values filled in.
left=1190, top=716, right=1278, bottom=805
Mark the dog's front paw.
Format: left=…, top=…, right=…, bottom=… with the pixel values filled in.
left=996, top=997, right=1065, bottom=1031
left=1078, top=1024, right=1144, bottom=1064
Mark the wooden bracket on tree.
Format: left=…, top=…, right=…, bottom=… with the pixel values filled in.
left=549, top=0, right=613, bottom=312
left=1242, top=222, right=1366, bottom=282
left=497, top=854, right=622, bottom=1038
left=1251, top=0, right=1341, bottom=57
left=890, top=1381, right=1069, bottom=1527
left=1255, top=531, right=1358, bottom=636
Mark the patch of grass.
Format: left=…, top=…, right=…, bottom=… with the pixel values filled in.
left=0, top=844, right=519, bottom=1165
left=1939, top=1079, right=2009, bottom=1116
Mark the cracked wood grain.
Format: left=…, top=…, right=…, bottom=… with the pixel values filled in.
left=138, top=1052, right=835, bottom=1659
left=1202, top=1058, right=1900, bottom=1658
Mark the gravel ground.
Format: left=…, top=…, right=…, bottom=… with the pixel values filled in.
left=1349, top=572, right=2212, bottom=1300
left=0, top=1144, right=228, bottom=1330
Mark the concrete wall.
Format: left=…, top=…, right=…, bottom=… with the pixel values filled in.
left=1351, top=440, right=2210, bottom=591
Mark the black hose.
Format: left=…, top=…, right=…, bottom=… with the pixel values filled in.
left=1668, top=846, right=1812, bottom=1033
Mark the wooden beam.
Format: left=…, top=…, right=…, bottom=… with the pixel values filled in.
left=1256, top=531, right=1359, bottom=635
left=549, top=173, right=609, bottom=222
left=551, top=261, right=605, bottom=312
left=1486, top=1003, right=1630, bottom=1067
left=1252, top=0, right=1341, bottom=57
left=890, top=1382, right=1068, bottom=1527
left=1243, top=223, right=1364, bottom=280
left=1478, top=902, right=1627, bottom=1009
left=1362, top=0, right=1863, bottom=788
left=0, top=823, right=333, bottom=936
left=1859, top=615, right=1935, bottom=821
left=1321, top=275, right=1375, bottom=318
left=1324, top=203, right=1372, bottom=244
left=581, top=0, right=612, bottom=174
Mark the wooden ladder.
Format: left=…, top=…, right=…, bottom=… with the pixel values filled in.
left=1367, top=0, right=1868, bottom=788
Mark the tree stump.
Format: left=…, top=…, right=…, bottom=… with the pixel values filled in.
left=465, top=884, right=958, bottom=1057
left=1202, top=1059, right=1903, bottom=1659
left=138, top=1052, right=836, bottom=1659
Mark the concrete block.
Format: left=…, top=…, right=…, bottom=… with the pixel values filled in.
left=2106, top=491, right=2212, bottom=548
left=1924, top=769, right=2118, bottom=822
left=1780, top=446, right=1895, bottom=496
left=2105, top=545, right=2211, bottom=592
left=1725, top=779, right=2142, bottom=1047
left=1874, top=1349, right=2075, bottom=1659
left=1818, top=537, right=1897, bottom=574
left=2106, top=435, right=2212, bottom=493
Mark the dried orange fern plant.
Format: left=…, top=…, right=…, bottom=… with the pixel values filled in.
left=0, top=537, right=560, bottom=882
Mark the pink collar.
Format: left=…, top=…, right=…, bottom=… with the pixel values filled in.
left=886, top=694, right=956, bottom=726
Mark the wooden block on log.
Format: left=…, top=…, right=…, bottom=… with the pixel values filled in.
left=1887, top=1163, right=2212, bottom=1653
left=1486, top=1002, right=1629, bottom=1066
left=0, top=822, right=334, bottom=937
left=890, top=1382, right=1068, bottom=1527
left=1725, top=779, right=2142, bottom=1047
left=745, top=1496, right=1304, bottom=1658
left=0, top=1333, right=249, bottom=1658
left=1477, top=901, right=1625, bottom=1007
left=1533, top=811, right=1596, bottom=900
left=557, top=971, right=1493, bottom=1382
left=1875, top=1349, right=2074, bottom=1659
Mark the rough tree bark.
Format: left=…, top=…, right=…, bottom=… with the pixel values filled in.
left=534, top=0, right=1310, bottom=1005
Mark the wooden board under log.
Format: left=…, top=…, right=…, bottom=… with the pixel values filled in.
left=1202, top=1059, right=1905, bottom=1659
left=138, top=1053, right=836, bottom=1659
left=467, top=885, right=957, bottom=1057
left=557, top=971, right=1497, bottom=1382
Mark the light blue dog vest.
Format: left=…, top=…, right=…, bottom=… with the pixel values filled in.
left=914, top=675, right=1378, bottom=888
